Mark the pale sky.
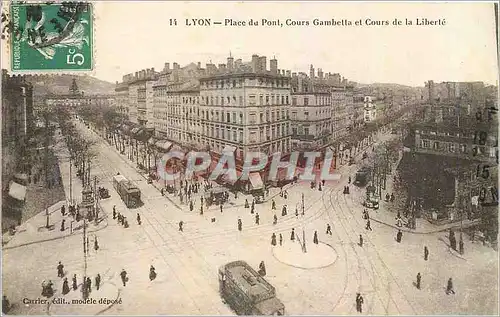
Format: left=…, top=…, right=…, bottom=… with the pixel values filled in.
left=5, top=1, right=499, bottom=86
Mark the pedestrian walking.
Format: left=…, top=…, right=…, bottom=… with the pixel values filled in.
left=245, top=199, right=249, bottom=208
left=60, top=219, right=65, bottom=231
left=449, top=229, right=457, bottom=251
left=355, top=293, right=364, bottom=313
left=189, top=201, right=193, bottom=212
left=313, top=231, right=319, bottom=244
left=290, top=228, right=295, bottom=241
left=61, top=205, right=66, bottom=216
left=326, top=224, right=332, bottom=235
left=279, top=233, right=283, bottom=246
left=348, top=176, right=351, bottom=184
left=120, top=269, right=128, bottom=287
left=396, top=230, right=402, bottom=243
left=137, top=213, right=141, bottom=225
left=238, top=218, right=242, bottom=231
left=149, top=265, right=157, bottom=281
left=273, top=214, right=278, bottom=225
left=359, top=234, right=363, bottom=247
left=258, top=261, right=266, bottom=276
left=57, top=261, right=64, bottom=278
left=365, top=219, right=372, bottom=231
left=416, top=272, right=421, bottom=289
left=446, top=278, right=455, bottom=294
left=72, top=274, right=78, bottom=290
left=62, top=277, right=70, bottom=295
left=424, top=246, right=429, bottom=261
left=95, top=274, right=101, bottom=291
left=272, top=199, right=276, bottom=210
left=271, top=233, right=277, bottom=246
left=200, top=205, right=203, bottom=215
left=220, top=204, right=223, bottom=213
left=178, top=221, right=184, bottom=232
left=86, top=277, right=92, bottom=293
left=295, top=208, right=298, bottom=217
left=113, top=206, right=116, bottom=219
left=255, top=213, right=260, bottom=225
left=94, top=237, right=99, bottom=251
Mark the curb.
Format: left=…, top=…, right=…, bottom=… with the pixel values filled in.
left=2, top=218, right=109, bottom=251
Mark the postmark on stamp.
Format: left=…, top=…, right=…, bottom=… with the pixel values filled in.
left=9, top=1, right=93, bottom=72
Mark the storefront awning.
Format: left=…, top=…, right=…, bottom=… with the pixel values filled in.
left=155, top=140, right=172, bottom=152
left=9, top=181, right=27, bottom=201
left=249, top=172, right=264, bottom=190
left=222, top=145, right=237, bottom=153
left=170, top=144, right=184, bottom=153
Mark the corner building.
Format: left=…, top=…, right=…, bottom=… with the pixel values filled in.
left=199, top=55, right=292, bottom=170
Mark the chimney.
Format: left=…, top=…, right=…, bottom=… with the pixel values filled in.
left=310, top=64, right=315, bottom=79
left=219, top=64, right=227, bottom=72
left=227, top=56, right=234, bottom=70
left=292, top=72, right=297, bottom=78
left=135, top=71, right=139, bottom=79
left=151, top=67, right=155, bottom=74
left=286, top=70, right=291, bottom=77
left=251, top=54, right=259, bottom=73
left=282, top=70, right=286, bottom=76
left=298, top=76, right=303, bottom=93
left=164, top=62, right=170, bottom=71
left=197, top=62, right=201, bottom=69
left=270, top=57, right=278, bottom=74
left=318, top=68, right=323, bottom=79
left=259, top=56, right=267, bottom=72
left=173, top=62, right=179, bottom=70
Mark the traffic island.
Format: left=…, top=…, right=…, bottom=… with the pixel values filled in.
left=272, top=241, right=338, bottom=269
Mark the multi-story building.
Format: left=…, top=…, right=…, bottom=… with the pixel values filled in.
left=198, top=55, right=292, bottom=167
left=114, top=80, right=129, bottom=117
left=122, top=68, right=158, bottom=127
left=404, top=82, right=498, bottom=244
left=363, top=96, right=377, bottom=122
left=350, top=92, right=365, bottom=131
left=290, top=72, right=332, bottom=150
left=2, top=70, right=34, bottom=222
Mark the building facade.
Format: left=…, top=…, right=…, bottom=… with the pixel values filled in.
left=290, top=72, right=332, bottom=150
left=198, top=54, right=292, bottom=161
left=363, top=96, right=377, bottom=122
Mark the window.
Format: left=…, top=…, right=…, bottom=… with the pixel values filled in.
left=433, top=141, right=439, bottom=150
left=292, top=97, right=297, bottom=106
left=233, top=131, right=237, bottom=141
left=239, top=131, right=243, bottom=142
left=232, top=112, right=236, bottom=123
left=292, top=127, right=297, bottom=135
left=448, top=143, right=456, bottom=153
left=266, top=95, right=269, bottom=105
left=227, top=113, right=230, bottom=123
left=259, top=95, right=263, bottom=105
left=304, top=127, right=309, bottom=135
left=421, top=140, right=430, bottom=148
left=250, top=113, right=256, bottom=124
left=260, top=113, right=264, bottom=123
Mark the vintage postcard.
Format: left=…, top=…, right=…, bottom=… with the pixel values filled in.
left=1, top=0, right=498, bottom=315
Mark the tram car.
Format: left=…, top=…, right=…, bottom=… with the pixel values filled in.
left=218, top=261, right=285, bottom=316
left=113, top=175, right=141, bottom=208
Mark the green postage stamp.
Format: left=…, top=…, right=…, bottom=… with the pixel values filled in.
left=10, top=2, right=93, bottom=72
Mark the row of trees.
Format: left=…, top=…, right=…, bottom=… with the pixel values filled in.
left=55, top=106, right=96, bottom=190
